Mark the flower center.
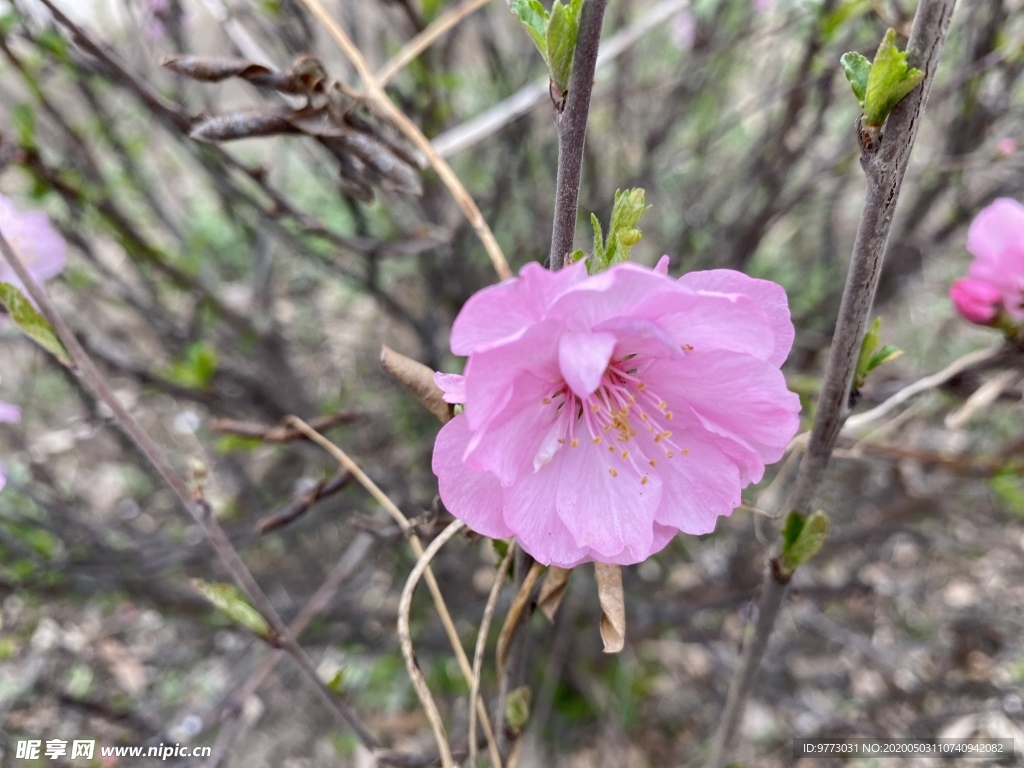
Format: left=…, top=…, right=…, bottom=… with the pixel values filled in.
left=537, top=358, right=688, bottom=480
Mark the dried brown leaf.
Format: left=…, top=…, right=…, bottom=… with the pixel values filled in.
left=594, top=562, right=625, bottom=653
left=162, top=54, right=327, bottom=96
left=537, top=566, right=572, bottom=623
left=379, top=345, right=450, bottom=423
left=190, top=111, right=300, bottom=143
left=162, top=55, right=274, bottom=83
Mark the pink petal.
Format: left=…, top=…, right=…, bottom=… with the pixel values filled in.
left=548, top=262, right=682, bottom=329
left=462, top=323, right=560, bottom=431
left=432, top=416, right=513, bottom=539
left=677, top=269, right=795, bottom=366
left=967, top=198, right=1024, bottom=265
left=463, top=372, right=555, bottom=484
left=450, top=260, right=586, bottom=355
left=0, top=402, right=21, bottom=423
left=553, top=437, right=662, bottom=563
left=644, top=352, right=800, bottom=484
left=653, top=427, right=741, bottom=534
left=0, top=466, right=6, bottom=492
left=558, top=331, right=616, bottom=397
left=433, top=372, right=466, bottom=404
left=645, top=290, right=776, bottom=361
left=504, top=468, right=593, bottom=568
left=949, top=278, right=1001, bottom=324
left=653, top=255, right=671, bottom=275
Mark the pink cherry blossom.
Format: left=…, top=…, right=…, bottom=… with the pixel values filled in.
left=950, top=198, right=1024, bottom=324
left=432, top=257, right=801, bottom=568
left=0, top=194, right=67, bottom=293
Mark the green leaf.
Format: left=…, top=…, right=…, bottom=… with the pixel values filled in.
left=591, top=212, right=605, bottom=261
left=854, top=317, right=902, bottom=389
left=840, top=51, right=870, bottom=107
left=822, top=0, right=871, bottom=43
left=0, top=282, right=72, bottom=366
left=862, top=28, right=923, bottom=126
left=505, top=685, right=532, bottom=731
left=585, top=189, right=652, bottom=275
left=546, top=0, right=583, bottom=97
left=569, top=248, right=586, bottom=263
left=509, top=0, right=549, bottom=61
left=163, top=342, right=218, bottom=389
left=193, top=579, right=272, bottom=639
left=779, top=511, right=829, bottom=576
left=0, top=11, right=19, bottom=36
left=11, top=103, right=35, bottom=147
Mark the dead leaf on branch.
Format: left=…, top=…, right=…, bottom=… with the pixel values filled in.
left=379, top=345, right=451, bottom=423
left=594, top=562, right=625, bottom=653
left=161, top=54, right=327, bottom=97
left=537, top=566, right=572, bottom=622
left=162, top=54, right=423, bottom=200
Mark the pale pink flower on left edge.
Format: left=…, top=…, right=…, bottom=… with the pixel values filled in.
left=0, top=193, right=67, bottom=293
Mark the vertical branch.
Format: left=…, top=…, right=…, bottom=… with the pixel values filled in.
left=705, top=2, right=956, bottom=766
left=547, top=0, right=609, bottom=268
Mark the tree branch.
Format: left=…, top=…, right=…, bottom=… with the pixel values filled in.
left=705, top=2, right=957, bottom=765
left=547, top=0, right=609, bottom=268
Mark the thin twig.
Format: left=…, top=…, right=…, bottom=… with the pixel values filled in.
left=0, top=231, right=380, bottom=752
left=705, top=2, right=957, bottom=765
left=468, top=545, right=515, bottom=768
left=548, top=0, right=608, bottom=267
left=377, top=0, right=492, bottom=86
left=297, top=0, right=511, bottom=281
left=398, top=519, right=467, bottom=768
left=210, top=412, right=359, bottom=443
left=255, top=470, right=353, bottom=535
left=284, top=416, right=502, bottom=767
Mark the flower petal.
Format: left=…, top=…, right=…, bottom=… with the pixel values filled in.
left=0, top=402, right=21, bottom=423
left=450, top=260, right=586, bottom=355
left=677, top=269, right=795, bottom=366
left=432, top=416, right=513, bottom=539
left=558, top=331, right=616, bottom=397
left=433, top=372, right=466, bottom=404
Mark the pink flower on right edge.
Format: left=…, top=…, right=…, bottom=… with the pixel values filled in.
left=950, top=198, right=1024, bottom=325
left=432, top=257, right=801, bottom=568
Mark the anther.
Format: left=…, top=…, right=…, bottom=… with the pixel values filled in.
left=609, top=468, right=618, bottom=477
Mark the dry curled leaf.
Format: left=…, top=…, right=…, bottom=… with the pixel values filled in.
left=162, top=54, right=327, bottom=96
left=380, top=345, right=450, bottom=423
left=189, top=111, right=300, bottom=143
left=594, top=562, right=625, bottom=653
left=537, top=566, right=572, bottom=622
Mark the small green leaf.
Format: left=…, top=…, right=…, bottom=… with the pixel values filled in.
left=510, top=0, right=549, bottom=61
left=505, top=685, right=532, bottom=731
left=546, top=0, right=583, bottom=97
left=11, top=104, right=35, bottom=147
left=163, top=342, right=218, bottom=389
left=591, top=212, right=605, bottom=261
left=854, top=317, right=901, bottom=389
left=585, top=189, right=652, bottom=274
left=0, top=11, right=19, bottom=36
left=568, top=249, right=586, bottom=264
left=779, top=511, right=829, bottom=576
left=840, top=51, right=870, bottom=107
left=326, top=669, right=346, bottom=695
left=862, top=28, right=923, bottom=126
left=822, top=0, right=871, bottom=43
left=193, top=579, right=272, bottom=639
left=867, top=344, right=902, bottom=372
left=0, top=282, right=72, bottom=366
